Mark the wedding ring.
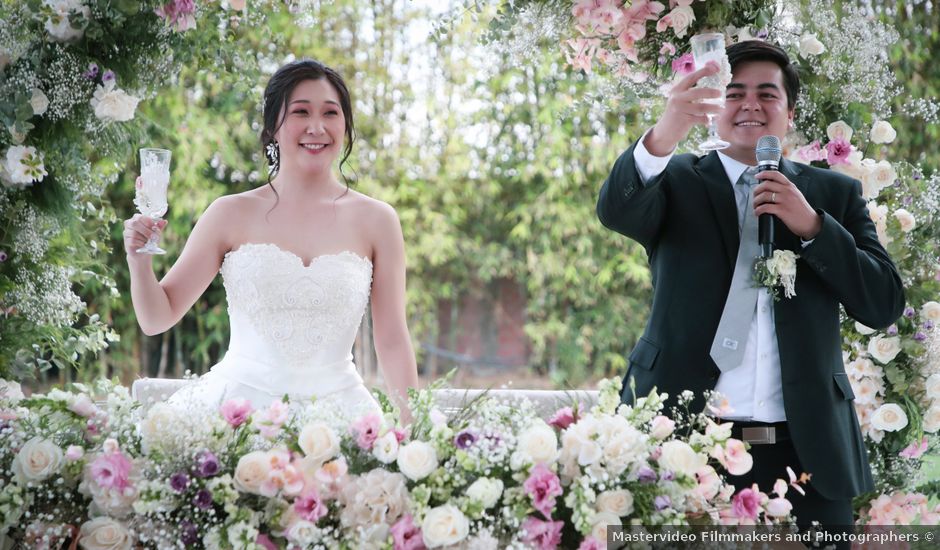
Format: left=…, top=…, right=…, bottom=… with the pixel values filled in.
left=771, top=192, right=777, bottom=204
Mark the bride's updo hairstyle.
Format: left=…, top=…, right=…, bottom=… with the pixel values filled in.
left=260, top=59, right=356, bottom=188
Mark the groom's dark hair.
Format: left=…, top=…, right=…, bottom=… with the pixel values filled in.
left=727, top=41, right=800, bottom=111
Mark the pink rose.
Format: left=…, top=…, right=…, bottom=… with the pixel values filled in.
left=547, top=407, right=576, bottom=430
left=671, top=53, right=695, bottom=75
left=220, top=397, right=253, bottom=427
left=825, top=139, right=853, bottom=166
left=350, top=413, right=382, bottom=450
left=65, top=445, right=85, bottom=462
left=731, top=487, right=761, bottom=521
left=89, top=450, right=133, bottom=491
left=521, top=516, right=564, bottom=550
left=523, top=463, right=563, bottom=519
left=294, top=488, right=328, bottom=523
left=391, top=514, right=426, bottom=550
left=793, top=140, right=828, bottom=163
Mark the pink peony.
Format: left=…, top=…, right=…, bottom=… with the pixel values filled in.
left=390, top=514, right=426, bottom=550
left=824, top=139, right=854, bottom=166
left=220, top=397, right=253, bottom=427
left=547, top=407, right=576, bottom=430
left=294, top=488, right=328, bottom=523
left=523, top=463, right=563, bottom=519
left=899, top=437, right=928, bottom=459
left=671, top=53, right=695, bottom=75
left=89, top=451, right=133, bottom=491
left=350, top=413, right=382, bottom=450
left=731, top=487, right=761, bottom=521
left=521, top=516, right=564, bottom=550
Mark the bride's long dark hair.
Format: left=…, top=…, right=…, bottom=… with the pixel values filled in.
left=260, top=59, right=356, bottom=204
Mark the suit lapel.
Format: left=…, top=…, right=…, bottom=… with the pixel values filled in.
left=695, top=152, right=738, bottom=270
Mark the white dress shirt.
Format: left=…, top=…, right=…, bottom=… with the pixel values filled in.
left=633, top=132, right=786, bottom=421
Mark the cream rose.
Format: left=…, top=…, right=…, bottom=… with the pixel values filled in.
left=466, top=477, right=503, bottom=509
left=798, top=33, right=826, bottom=57
left=869, top=120, right=897, bottom=144
left=517, top=421, right=559, bottom=465
left=396, top=441, right=438, bottom=481
left=30, top=88, right=49, bottom=116
left=90, top=80, right=140, bottom=123
left=827, top=120, right=854, bottom=142
left=920, top=301, right=940, bottom=323
left=12, top=436, right=64, bottom=483
left=372, top=431, right=400, bottom=464
left=893, top=209, right=916, bottom=233
left=870, top=403, right=908, bottom=432
left=78, top=517, right=133, bottom=550
left=422, top=504, right=470, bottom=548
left=590, top=511, right=621, bottom=542
left=298, top=422, right=340, bottom=466
left=868, top=335, right=902, bottom=365
left=596, top=489, right=634, bottom=517
left=862, top=160, right=897, bottom=199
left=924, top=405, right=940, bottom=433
left=657, top=440, right=706, bottom=477
left=649, top=415, right=675, bottom=439
left=233, top=450, right=271, bottom=495
left=340, top=469, right=408, bottom=528
left=926, top=374, right=940, bottom=400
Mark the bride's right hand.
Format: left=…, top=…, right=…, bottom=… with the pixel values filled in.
left=124, top=213, right=166, bottom=260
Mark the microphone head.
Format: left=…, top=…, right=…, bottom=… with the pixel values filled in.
left=756, top=135, right=782, bottom=165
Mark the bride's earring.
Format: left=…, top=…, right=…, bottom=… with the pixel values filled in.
left=265, top=140, right=280, bottom=176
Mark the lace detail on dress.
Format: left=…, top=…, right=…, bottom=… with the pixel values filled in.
left=220, top=243, right=373, bottom=366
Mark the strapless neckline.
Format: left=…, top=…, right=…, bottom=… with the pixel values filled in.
left=224, top=242, right=372, bottom=269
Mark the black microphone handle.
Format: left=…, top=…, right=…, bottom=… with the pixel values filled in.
left=757, top=163, right=778, bottom=258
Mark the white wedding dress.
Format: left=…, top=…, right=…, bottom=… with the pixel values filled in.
left=168, top=243, right=381, bottom=418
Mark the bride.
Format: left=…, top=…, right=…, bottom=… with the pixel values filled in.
left=123, top=59, right=418, bottom=422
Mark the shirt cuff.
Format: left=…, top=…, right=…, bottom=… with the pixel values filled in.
left=633, top=128, right=675, bottom=185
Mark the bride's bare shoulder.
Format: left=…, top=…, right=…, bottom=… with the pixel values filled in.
left=204, top=188, right=275, bottom=218
left=341, top=188, right=399, bottom=225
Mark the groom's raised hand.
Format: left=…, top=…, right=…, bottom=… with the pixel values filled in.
left=644, top=63, right=724, bottom=157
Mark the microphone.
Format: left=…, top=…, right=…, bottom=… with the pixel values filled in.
left=755, top=135, right=781, bottom=258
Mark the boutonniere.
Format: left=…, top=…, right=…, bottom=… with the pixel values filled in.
left=754, top=250, right=799, bottom=300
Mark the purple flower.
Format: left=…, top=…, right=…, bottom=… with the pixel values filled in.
left=0, top=250, right=6, bottom=262
left=83, top=63, right=99, bottom=80
left=904, top=307, right=916, bottom=318
left=637, top=466, right=657, bottom=483
left=170, top=471, right=190, bottom=492
left=887, top=324, right=899, bottom=336
left=102, top=70, right=115, bottom=83
left=659, top=470, right=675, bottom=481
left=454, top=430, right=477, bottom=450
left=195, top=451, right=220, bottom=478
left=924, top=320, right=935, bottom=330
left=903, top=196, right=913, bottom=205
left=914, top=332, right=927, bottom=342
left=654, top=494, right=672, bottom=510
left=756, top=28, right=770, bottom=39
left=180, top=520, right=199, bottom=545
left=193, top=488, right=213, bottom=510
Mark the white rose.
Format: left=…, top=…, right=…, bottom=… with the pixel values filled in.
left=12, top=437, right=64, bottom=483
left=371, top=431, right=400, bottom=464
left=596, top=489, right=634, bottom=517
left=44, top=0, right=90, bottom=42
left=798, top=33, right=826, bottom=57
left=4, top=145, right=47, bottom=186
left=920, top=301, right=940, bottom=323
left=649, top=415, right=675, bottom=439
left=91, top=81, right=140, bottom=123
left=870, top=403, right=908, bottom=432
left=772, top=250, right=797, bottom=277
left=827, top=120, right=854, bottom=143
left=862, top=160, right=897, bottom=199
left=893, top=209, right=916, bottom=233
left=925, top=374, right=940, bottom=400
left=298, top=422, right=340, bottom=466
left=233, top=450, right=271, bottom=495
left=0, top=379, right=25, bottom=403
left=924, top=405, right=940, bottom=433
left=590, top=511, right=621, bottom=542
left=667, top=6, right=695, bottom=38
left=139, top=402, right=183, bottom=454
left=657, top=440, right=706, bottom=477
left=396, top=441, right=438, bottom=481
left=869, top=120, right=897, bottom=144
left=466, top=477, right=503, bottom=509
left=421, top=504, right=470, bottom=548
left=855, top=321, right=876, bottom=336
left=867, top=335, right=902, bottom=365
left=833, top=150, right=868, bottom=185
left=517, top=421, right=559, bottom=465
left=78, top=517, right=133, bottom=550
left=30, top=88, right=49, bottom=116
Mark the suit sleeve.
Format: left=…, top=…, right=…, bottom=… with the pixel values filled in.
left=800, top=178, right=905, bottom=329
left=596, top=140, right=670, bottom=250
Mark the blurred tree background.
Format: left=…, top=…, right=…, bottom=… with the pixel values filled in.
left=30, top=0, right=937, bottom=392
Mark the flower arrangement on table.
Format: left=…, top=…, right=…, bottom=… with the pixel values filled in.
left=0, top=377, right=804, bottom=548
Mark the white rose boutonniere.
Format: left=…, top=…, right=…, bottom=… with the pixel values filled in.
left=754, top=250, right=799, bottom=300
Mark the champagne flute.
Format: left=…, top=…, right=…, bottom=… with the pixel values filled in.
left=690, top=33, right=731, bottom=151
left=134, top=148, right=171, bottom=255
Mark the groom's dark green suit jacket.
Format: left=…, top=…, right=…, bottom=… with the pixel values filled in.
left=597, top=140, right=905, bottom=500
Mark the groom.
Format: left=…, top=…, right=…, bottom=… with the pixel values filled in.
left=597, top=41, right=904, bottom=532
